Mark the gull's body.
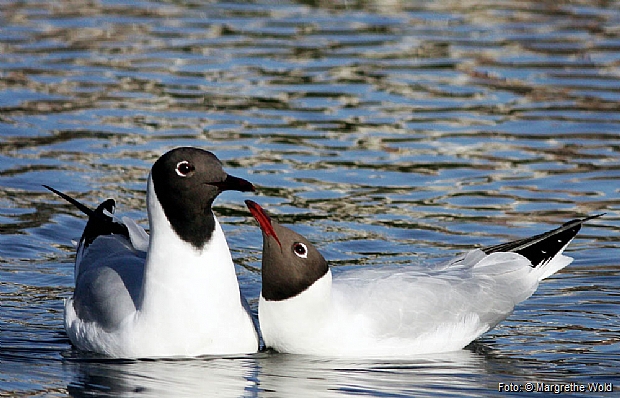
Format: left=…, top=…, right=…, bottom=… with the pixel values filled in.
left=46, top=147, right=259, bottom=358
left=246, top=200, right=599, bottom=358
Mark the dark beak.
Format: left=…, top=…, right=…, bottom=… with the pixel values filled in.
left=210, top=174, right=255, bottom=193
left=245, top=200, right=282, bottom=248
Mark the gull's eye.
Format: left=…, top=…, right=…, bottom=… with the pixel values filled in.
left=176, top=160, right=195, bottom=177
left=293, top=242, right=308, bottom=259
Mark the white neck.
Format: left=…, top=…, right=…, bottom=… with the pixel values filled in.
left=137, top=175, right=243, bottom=332
left=259, top=270, right=333, bottom=353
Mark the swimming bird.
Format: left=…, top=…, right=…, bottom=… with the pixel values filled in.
left=245, top=200, right=600, bottom=358
left=45, top=147, right=259, bottom=358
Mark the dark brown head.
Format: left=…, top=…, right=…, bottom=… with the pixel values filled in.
left=150, top=147, right=254, bottom=249
left=245, top=200, right=329, bottom=301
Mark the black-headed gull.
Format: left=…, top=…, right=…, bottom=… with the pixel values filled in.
left=45, top=147, right=259, bottom=358
left=245, top=199, right=600, bottom=358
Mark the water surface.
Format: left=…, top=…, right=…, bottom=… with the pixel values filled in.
left=1, top=0, right=619, bottom=396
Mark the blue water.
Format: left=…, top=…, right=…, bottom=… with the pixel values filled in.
left=1, top=0, right=619, bottom=396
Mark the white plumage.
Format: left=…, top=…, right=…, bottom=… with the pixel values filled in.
left=47, top=147, right=259, bottom=358
left=259, top=250, right=571, bottom=357
left=246, top=200, right=597, bottom=358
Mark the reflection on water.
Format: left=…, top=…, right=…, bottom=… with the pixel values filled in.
left=63, top=348, right=520, bottom=397
left=255, top=350, right=496, bottom=398
left=62, top=344, right=610, bottom=397
left=65, top=355, right=257, bottom=397
left=1, top=0, right=619, bottom=396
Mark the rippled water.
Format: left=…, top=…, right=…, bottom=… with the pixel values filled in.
left=1, top=0, right=619, bottom=396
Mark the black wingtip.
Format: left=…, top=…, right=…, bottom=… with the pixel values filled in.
left=80, top=198, right=129, bottom=248
left=44, top=185, right=130, bottom=248
left=575, top=213, right=605, bottom=223
left=483, top=214, right=603, bottom=268
left=44, top=185, right=95, bottom=218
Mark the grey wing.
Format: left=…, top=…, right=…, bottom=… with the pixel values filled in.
left=45, top=186, right=146, bottom=331
left=334, top=251, right=534, bottom=338
left=72, top=235, right=145, bottom=332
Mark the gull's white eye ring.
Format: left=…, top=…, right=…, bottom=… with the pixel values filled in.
left=293, top=242, right=308, bottom=259
left=176, top=160, right=194, bottom=177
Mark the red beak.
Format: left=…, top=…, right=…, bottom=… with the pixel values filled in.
left=245, top=200, right=282, bottom=248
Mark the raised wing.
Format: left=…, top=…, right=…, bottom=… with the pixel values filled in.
left=44, top=185, right=130, bottom=249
